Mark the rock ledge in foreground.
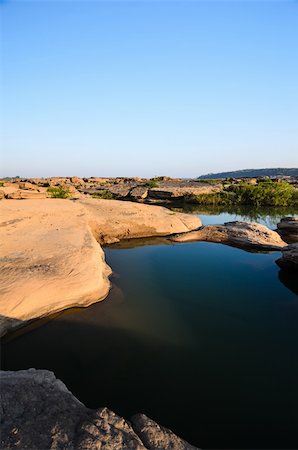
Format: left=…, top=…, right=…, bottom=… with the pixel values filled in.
left=0, top=369, right=199, bottom=450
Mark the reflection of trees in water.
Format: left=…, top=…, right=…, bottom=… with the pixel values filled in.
left=278, top=269, right=298, bottom=296
left=170, top=204, right=298, bottom=228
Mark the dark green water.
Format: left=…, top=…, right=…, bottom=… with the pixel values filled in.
left=1, top=209, right=298, bottom=449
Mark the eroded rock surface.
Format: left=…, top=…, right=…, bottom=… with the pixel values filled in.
left=171, top=221, right=287, bottom=250
left=131, top=414, right=198, bottom=450
left=0, top=369, right=199, bottom=450
left=0, top=199, right=201, bottom=335
left=276, top=243, right=298, bottom=271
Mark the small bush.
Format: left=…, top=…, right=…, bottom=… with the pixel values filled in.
left=0, top=182, right=4, bottom=187
left=185, top=181, right=298, bottom=207
left=92, top=190, right=114, bottom=199
left=185, top=191, right=234, bottom=206
left=230, top=180, right=297, bottom=207
left=145, top=180, right=159, bottom=189
left=47, top=186, right=70, bottom=199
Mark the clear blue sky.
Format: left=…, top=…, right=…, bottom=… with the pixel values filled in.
left=1, top=0, right=298, bottom=178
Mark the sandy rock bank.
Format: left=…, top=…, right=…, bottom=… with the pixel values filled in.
left=0, top=369, right=199, bottom=450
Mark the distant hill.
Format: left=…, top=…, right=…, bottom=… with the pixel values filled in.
left=197, top=168, right=298, bottom=179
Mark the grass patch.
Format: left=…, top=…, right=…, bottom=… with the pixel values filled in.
left=145, top=180, right=159, bottom=189
left=47, top=186, right=70, bottom=199
left=92, top=190, right=114, bottom=199
left=195, top=178, right=221, bottom=185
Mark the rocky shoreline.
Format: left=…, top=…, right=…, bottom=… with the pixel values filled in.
left=1, top=198, right=297, bottom=337
left=0, top=196, right=297, bottom=450
left=0, top=198, right=200, bottom=337
left=0, top=369, right=199, bottom=450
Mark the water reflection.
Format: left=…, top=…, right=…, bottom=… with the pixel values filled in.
left=278, top=269, right=298, bottom=296
left=170, top=204, right=298, bottom=229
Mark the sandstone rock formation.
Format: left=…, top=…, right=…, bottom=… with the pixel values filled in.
left=0, top=369, right=199, bottom=450
left=0, top=185, right=48, bottom=199
left=5, top=189, right=48, bottom=199
left=130, top=186, right=149, bottom=200
left=0, top=200, right=111, bottom=337
left=147, top=183, right=222, bottom=201
left=171, top=221, right=287, bottom=251
left=276, top=243, right=298, bottom=271
left=276, top=217, right=298, bottom=242
left=80, top=198, right=201, bottom=244
left=0, top=199, right=201, bottom=335
left=76, top=179, right=222, bottom=202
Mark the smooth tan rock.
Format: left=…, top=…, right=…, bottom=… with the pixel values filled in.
left=5, top=189, right=48, bottom=199
left=0, top=186, right=19, bottom=196
left=18, top=181, right=39, bottom=190
left=80, top=198, right=201, bottom=244
left=0, top=200, right=111, bottom=336
left=171, top=221, right=287, bottom=250
left=0, top=199, right=200, bottom=335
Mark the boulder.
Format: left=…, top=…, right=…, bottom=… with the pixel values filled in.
left=0, top=369, right=199, bottom=450
left=276, top=243, right=298, bottom=271
left=148, top=184, right=222, bottom=201
left=130, top=186, right=149, bottom=200
left=70, top=176, right=84, bottom=186
left=0, top=369, right=145, bottom=450
left=276, top=217, right=298, bottom=242
left=171, top=221, right=287, bottom=251
left=104, top=183, right=137, bottom=198
left=18, top=181, right=39, bottom=190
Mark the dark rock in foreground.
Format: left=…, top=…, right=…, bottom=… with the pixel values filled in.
left=276, top=243, right=298, bottom=271
left=0, top=369, right=199, bottom=450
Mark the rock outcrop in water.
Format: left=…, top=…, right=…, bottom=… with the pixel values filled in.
left=171, top=221, right=287, bottom=251
left=0, top=199, right=201, bottom=336
left=276, top=243, right=298, bottom=271
left=276, top=217, right=298, bottom=243
left=0, top=369, right=199, bottom=450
